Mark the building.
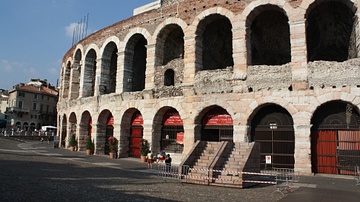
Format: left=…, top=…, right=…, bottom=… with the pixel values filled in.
left=57, top=0, right=360, bottom=182
left=7, top=79, right=58, bottom=134
left=0, top=89, right=9, bottom=129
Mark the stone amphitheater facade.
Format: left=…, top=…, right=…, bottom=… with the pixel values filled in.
left=58, top=0, right=360, bottom=175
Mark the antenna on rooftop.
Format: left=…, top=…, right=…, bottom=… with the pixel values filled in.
left=71, top=14, right=89, bottom=46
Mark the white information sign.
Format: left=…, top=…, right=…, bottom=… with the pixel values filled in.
left=265, top=155, right=272, bottom=164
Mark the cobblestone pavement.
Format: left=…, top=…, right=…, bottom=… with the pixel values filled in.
left=0, top=138, right=284, bottom=202
left=1, top=137, right=359, bottom=202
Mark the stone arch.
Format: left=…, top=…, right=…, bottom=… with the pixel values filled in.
left=154, top=20, right=186, bottom=66
left=194, top=105, right=234, bottom=142
left=246, top=4, right=291, bottom=65
left=248, top=103, right=295, bottom=169
left=120, top=108, right=144, bottom=158
left=310, top=100, right=360, bottom=175
left=82, top=49, right=97, bottom=97
left=195, top=13, right=234, bottom=71
left=79, top=111, right=92, bottom=151
left=153, top=106, right=184, bottom=154
left=70, top=49, right=82, bottom=99
left=305, top=0, right=356, bottom=62
left=62, top=61, right=71, bottom=99
left=123, top=33, right=148, bottom=92
left=101, top=41, right=118, bottom=94
left=97, top=109, right=114, bottom=155
left=68, top=112, right=78, bottom=148
left=61, top=114, right=67, bottom=148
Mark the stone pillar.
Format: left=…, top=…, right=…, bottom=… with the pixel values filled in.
left=94, top=58, right=102, bottom=96
left=183, top=35, right=197, bottom=85
left=289, top=20, right=308, bottom=90
left=232, top=23, right=247, bottom=92
left=145, top=43, right=156, bottom=90
left=183, top=123, right=196, bottom=154
left=95, top=124, right=106, bottom=155
left=294, top=124, right=312, bottom=175
left=69, top=62, right=81, bottom=99
left=233, top=124, right=248, bottom=143
left=116, top=51, right=125, bottom=94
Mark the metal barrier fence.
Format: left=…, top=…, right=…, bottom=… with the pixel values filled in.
left=356, top=165, right=360, bottom=186
left=157, top=164, right=299, bottom=193
left=157, top=164, right=189, bottom=182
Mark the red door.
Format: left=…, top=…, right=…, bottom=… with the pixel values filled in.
left=312, top=130, right=337, bottom=174
left=130, top=127, right=142, bottom=158
left=129, top=112, right=143, bottom=158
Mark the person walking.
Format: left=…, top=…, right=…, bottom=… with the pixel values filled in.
left=147, top=150, right=153, bottom=169
left=165, top=154, right=172, bottom=175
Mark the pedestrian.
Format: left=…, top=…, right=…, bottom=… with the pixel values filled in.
left=147, top=150, right=153, bottom=169
left=165, top=154, right=172, bottom=175
left=40, top=137, right=44, bottom=144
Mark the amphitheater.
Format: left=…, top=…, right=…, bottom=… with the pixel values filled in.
left=58, top=0, right=360, bottom=186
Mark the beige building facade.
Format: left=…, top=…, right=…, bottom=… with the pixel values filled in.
left=58, top=0, right=360, bottom=176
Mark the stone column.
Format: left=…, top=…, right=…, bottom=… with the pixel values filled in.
left=94, top=58, right=102, bottom=96
left=183, top=123, right=196, bottom=154
left=116, top=51, right=125, bottom=94
left=289, top=19, right=308, bottom=90
left=145, top=43, right=156, bottom=90
left=294, top=124, right=312, bottom=175
left=95, top=124, right=106, bottom=155
left=232, top=23, right=247, bottom=92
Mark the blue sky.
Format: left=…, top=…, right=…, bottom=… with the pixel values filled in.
left=0, top=0, right=154, bottom=90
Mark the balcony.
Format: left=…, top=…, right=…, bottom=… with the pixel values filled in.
left=7, top=107, right=30, bottom=113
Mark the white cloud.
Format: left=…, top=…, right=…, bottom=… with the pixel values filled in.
left=65, top=22, right=89, bottom=38
left=24, top=67, right=36, bottom=74
left=0, top=59, right=22, bottom=72
left=65, top=22, right=79, bottom=37
left=48, top=67, right=59, bottom=75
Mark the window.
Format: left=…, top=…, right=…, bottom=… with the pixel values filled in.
left=34, top=94, right=38, bottom=99
left=32, top=103, right=37, bottom=110
left=18, top=101, right=23, bottom=108
left=164, top=69, right=175, bottom=86
left=18, top=92, right=25, bottom=97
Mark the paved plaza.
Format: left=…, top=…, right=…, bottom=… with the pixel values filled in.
left=0, top=137, right=359, bottom=202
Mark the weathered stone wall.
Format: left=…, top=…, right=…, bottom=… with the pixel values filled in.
left=308, top=59, right=360, bottom=88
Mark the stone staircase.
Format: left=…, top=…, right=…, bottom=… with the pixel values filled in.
left=180, top=141, right=259, bottom=188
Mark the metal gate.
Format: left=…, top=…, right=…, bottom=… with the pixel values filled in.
left=312, top=130, right=360, bottom=175
left=255, top=128, right=295, bottom=169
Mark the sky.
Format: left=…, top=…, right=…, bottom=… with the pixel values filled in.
left=0, top=0, right=155, bottom=90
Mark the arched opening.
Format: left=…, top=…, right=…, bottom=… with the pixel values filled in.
left=164, top=69, right=175, bottom=86
left=129, top=111, right=144, bottom=158
left=83, top=49, right=96, bottom=97
left=311, top=101, right=360, bottom=175
left=246, top=5, right=291, bottom=65
left=61, top=114, right=67, bottom=148
left=62, top=62, right=71, bottom=99
left=69, top=112, right=77, bottom=149
left=197, top=14, right=233, bottom=70
left=79, top=111, right=92, bottom=151
left=201, top=107, right=233, bottom=142
left=102, top=42, right=118, bottom=94
left=70, top=49, right=81, bottom=99
left=250, top=104, right=294, bottom=169
left=306, top=1, right=356, bottom=62
left=124, top=34, right=147, bottom=92
left=161, top=108, right=184, bottom=153
left=104, top=115, right=114, bottom=155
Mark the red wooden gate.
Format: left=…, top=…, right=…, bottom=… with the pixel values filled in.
left=312, top=130, right=360, bottom=175
left=130, top=113, right=143, bottom=158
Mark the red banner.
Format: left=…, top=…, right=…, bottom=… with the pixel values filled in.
left=132, top=113, right=144, bottom=126
left=176, top=132, right=184, bottom=144
left=203, top=108, right=233, bottom=126
left=164, top=110, right=183, bottom=126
